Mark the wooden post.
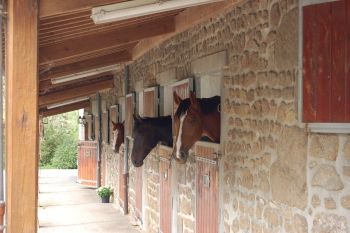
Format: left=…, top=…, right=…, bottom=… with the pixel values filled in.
left=6, top=0, right=39, bottom=233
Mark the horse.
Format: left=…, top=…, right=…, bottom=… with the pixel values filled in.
left=172, top=91, right=220, bottom=164
left=111, top=121, right=124, bottom=152
left=131, top=114, right=173, bottom=167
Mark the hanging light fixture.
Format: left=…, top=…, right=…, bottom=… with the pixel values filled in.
left=91, top=0, right=225, bottom=24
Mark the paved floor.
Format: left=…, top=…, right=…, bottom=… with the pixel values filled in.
left=38, top=169, right=140, bottom=233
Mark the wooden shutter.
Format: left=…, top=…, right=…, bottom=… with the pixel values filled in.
left=78, top=141, right=98, bottom=187
left=303, top=0, right=350, bottom=122
left=143, top=87, right=159, bottom=117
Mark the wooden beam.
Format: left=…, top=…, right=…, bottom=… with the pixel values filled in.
left=39, top=16, right=175, bottom=66
left=39, top=78, right=114, bottom=107
left=40, top=49, right=132, bottom=80
left=40, top=100, right=90, bottom=117
left=40, top=0, right=126, bottom=18
left=6, top=0, right=39, bottom=232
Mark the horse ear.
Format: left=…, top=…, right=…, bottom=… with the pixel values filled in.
left=173, top=91, right=182, bottom=105
left=111, top=121, right=117, bottom=127
left=189, top=91, right=199, bottom=110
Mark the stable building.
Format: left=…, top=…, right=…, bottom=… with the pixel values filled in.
left=4, top=0, right=350, bottom=233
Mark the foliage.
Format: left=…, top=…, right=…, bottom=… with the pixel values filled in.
left=96, top=186, right=113, bottom=198
left=40, top=111, right=79, bottom=169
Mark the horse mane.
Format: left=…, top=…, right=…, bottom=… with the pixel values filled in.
left=137, top=115, right=172, bottom=126
left=175, top=96, right=220, bottom=118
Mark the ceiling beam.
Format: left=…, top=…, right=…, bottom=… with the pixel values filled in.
left=40, top=100, right=90, bottom=117
left=39, top=16, right=175, bottom=66
left=39, top=78, right=114, bottom=107
left=40, top=50, right=131, bottom=80
left=40, top=0, right=127, bottom=18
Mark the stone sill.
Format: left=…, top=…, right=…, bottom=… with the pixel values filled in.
left=307, top=123, right=350, bottom=134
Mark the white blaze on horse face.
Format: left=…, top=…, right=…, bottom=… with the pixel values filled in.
left=113, top=129, right=119, bottom=149
left=175, top=111, right=187, bottom=159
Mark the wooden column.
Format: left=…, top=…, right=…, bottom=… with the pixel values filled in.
left=6, top=1, right=39, bottom=232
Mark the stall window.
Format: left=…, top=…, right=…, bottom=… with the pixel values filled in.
left=302, top=0, right=350, bottom=126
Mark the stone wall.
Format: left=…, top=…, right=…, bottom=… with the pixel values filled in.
left=100, top=0, right=350, bottom=232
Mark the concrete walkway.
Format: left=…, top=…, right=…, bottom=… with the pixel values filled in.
left=38, top=169, right=140, bottom=233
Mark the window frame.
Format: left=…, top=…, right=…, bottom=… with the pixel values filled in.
left=298, top=0, right=350, bottom=133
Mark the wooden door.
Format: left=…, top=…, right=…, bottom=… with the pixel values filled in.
left=119, top=150, right=126, bottom=208
left=78, top=141, right=98, bottom=187
left=195, top=142, right=219, bottom=233
left=159, top=146, right=172, bottom=233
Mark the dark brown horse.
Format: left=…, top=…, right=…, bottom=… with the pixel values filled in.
left=131, top=115, right=172, bottom=167
left=172, top=91, right=220, bottom=163
left=111, top=121, right=124, bottom=152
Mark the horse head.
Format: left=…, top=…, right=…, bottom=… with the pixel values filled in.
left=172, top=91, right=221, bottom=164
left=112, top=121, right=124, bottom=152
left=172, top=91, right=203, bottom=164
left=131, top=114, right=172, bottom=167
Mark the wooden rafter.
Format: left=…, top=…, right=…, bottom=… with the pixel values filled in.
left=39, top=16, right=175, bottom=66
left=39, top=11, right=180, bottom=47
left=40, top=50, right=131, bottom=80
left=39, top=78, right=114, bottom=107
left=40, top=100, right=90, bottom=117
left=40, top=0, right=127, bottom=18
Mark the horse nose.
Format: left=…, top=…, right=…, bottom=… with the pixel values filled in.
left=180, top=151, right=186, bottom=160
left=132, top=159, right=143, bottom=167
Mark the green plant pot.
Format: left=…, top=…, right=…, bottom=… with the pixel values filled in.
left=101, top=196, right=110, bottom=203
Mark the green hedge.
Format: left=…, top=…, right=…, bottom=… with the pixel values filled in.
left=40, top=111, right=79, bottom=169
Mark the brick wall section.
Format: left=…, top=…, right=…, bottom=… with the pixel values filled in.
left=101, top=0, right=350, bottom=232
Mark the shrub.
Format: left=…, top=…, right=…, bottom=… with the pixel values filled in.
left=51, top=139, right=77, bottom=169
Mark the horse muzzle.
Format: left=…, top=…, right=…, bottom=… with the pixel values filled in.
left=132, top=160, right=143, bottom=167
left=173, top=150, right=188, bottom=164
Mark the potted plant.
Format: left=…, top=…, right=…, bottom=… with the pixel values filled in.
left=96, top=186, right=113, bottom=203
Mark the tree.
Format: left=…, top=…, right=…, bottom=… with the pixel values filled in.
left=40, top=111, right=79, bottom=168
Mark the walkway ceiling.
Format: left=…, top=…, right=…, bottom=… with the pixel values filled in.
left=38, top=0, right=182, bottom=116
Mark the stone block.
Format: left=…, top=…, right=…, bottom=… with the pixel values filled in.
left=270, top=3, right=281, bottom=27
left=264, top=206, right=281, bottom=228
left=312, top=213, right=348, bottom=233
left=311, top=194, right=320, bottom=208
left=271, top=127, right=307, bottom=210
left=343, top=138, right=350, bottom=161
left=309, top=134, right=338, bottom=161
left=343, top=166, right=350, bottom=177
left=284, top=214, right=308, bottom=233
left=311, top=165, right=344, bottom=191
left=324, top=197, right=336, bottom=210
left=341, top=195, right=350, bottom=210
left=273, top=8, right=298, bottom=69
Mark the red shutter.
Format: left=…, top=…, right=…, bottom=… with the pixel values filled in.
left=303, top=0, right=350, bottom=122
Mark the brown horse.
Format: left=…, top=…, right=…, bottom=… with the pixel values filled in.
left=111, top=121, right=124, bottom=152
left=172, top=91, right=220, bottom=163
